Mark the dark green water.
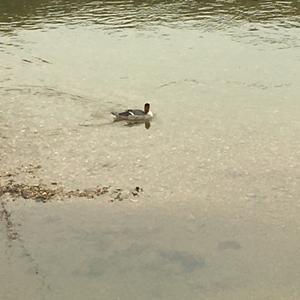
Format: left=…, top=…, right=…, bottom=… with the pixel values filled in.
left=0, top=1, right=300, bottom=299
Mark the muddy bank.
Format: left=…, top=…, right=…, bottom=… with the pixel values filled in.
left=0, top=165, right=143, bottom=203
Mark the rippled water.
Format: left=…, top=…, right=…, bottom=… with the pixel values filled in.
left=0, top=1, right=300, bottom=299
left=1, top=0, right=299, bottom=28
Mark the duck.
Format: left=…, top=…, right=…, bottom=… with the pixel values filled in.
left=111, top=103, right=153, bottom=121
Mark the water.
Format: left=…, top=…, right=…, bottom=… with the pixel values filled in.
left=0, top=1, right=300, bottom=299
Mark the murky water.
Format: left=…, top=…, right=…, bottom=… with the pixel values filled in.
left=0, top=0, right=300, bottom=299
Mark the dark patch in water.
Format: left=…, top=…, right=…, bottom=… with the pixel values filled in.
left=160, top=250, right=205, bottom=273
left=218, top=240, right=241, bottom=251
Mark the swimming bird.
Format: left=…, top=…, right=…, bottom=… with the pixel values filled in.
left=111, top=103, right=153, bottom=121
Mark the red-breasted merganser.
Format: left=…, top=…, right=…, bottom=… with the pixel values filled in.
left=111, top=103, right=153, bottom=121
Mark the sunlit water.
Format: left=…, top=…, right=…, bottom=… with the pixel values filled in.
left=0, top=0, right=300, bottom=299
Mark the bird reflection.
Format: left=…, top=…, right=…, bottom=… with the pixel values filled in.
left=124, top=120, right=151, bottom=129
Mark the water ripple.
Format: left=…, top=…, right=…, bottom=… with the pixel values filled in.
left=0, top=0, right=299, bottom=50
left=0, top=0, right=299, bottom=32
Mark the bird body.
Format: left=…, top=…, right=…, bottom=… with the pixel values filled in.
left=111, top=103, right=153, bottom=121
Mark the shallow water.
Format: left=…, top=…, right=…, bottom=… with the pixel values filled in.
left=0, top=0, right=300, bottom=299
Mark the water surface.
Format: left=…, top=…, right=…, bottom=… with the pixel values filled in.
left=0, top=0, right=300, bottom=299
